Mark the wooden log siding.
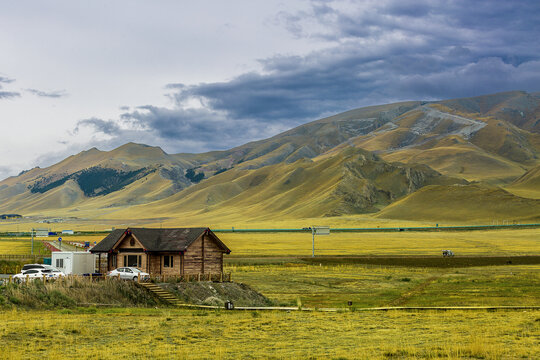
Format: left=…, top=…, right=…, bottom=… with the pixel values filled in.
left=110, top=234, right=147, bottom=271
left=93, top=228, right=229, bottom=276
left=203, top=235, right=224, bottom=273
left=183, top=236, right=203, bottom=274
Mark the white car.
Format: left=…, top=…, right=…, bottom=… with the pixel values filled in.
left=107, top=267, right=150, bottom=281
left=13, top=268, right=65, bottom=282
left=22, top=264, right=56, bottom=271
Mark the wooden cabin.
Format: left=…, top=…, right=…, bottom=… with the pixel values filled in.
left=90, top=228, right=231, bottom=275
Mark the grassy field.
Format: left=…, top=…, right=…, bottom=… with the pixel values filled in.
left=219, top=229, right=540, bottom=257
left=0, top=239, right=50, bottom=256
left=1, top=308, right=538, bottom=359
left=226, top=263, right=540, bottom=308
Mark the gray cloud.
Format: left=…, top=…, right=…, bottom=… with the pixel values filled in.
left=78, top=0, right=540, bottom=154
left=75, top=117, right=121, bottom=135
left=0, top=76, right=15, bottom=85
left=25, top=88, right=67, bottom=98
left=0, top=91, right=20, bottom=99
left=0, top=75, right=19, bottom=99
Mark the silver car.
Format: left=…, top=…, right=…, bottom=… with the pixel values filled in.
left=107, top=267, right=150, bottom=281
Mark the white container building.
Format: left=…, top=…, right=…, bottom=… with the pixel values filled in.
left=51, top=251, right=96, bottom=275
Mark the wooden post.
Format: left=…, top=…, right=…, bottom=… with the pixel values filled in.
left=137, top=273, right=140, bottom=283
left=9, top=275, right=12, bottom=284
left=220, top=272, right=223, bottom=282
left=197, top=273, right=200, bottom=282
left=43, top=274, right=46, bottom=283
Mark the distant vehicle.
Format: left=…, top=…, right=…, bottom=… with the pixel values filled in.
left=13, top=268, right=64, bottom=282
left=442, top=250, right=454, bottom=257
left=107, top=267, right=150, bottom=281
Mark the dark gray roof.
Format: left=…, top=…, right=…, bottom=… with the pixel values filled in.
left=90, top=227, right=230, bottom=253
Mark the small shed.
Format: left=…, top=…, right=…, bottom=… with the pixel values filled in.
left=51, top=251, right=96, bottom=275
left=90, top=227, right=231, bottom=276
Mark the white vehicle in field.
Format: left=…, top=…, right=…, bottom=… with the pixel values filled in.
left=107, top=267, right=149, bottom=281
left=442, top=250, right=454, bottom=257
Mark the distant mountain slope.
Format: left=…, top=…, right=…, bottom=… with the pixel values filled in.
left=506, top=164, right=540, bottom=199
left=124, top=147, right=464, bottom=219
left=376, top=184, right=540, bottom=223
left=0, top=91, right=539, bottom=221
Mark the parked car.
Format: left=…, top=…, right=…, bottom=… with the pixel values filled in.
left=21, top=264, right=56, bottom=271
left=13, top=268, right=64, bottom=282
left=40, top=268, right=66, bottom=279
left=107, top=267, right=150, bottom=281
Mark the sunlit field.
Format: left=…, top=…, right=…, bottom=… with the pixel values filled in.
left=219, top=229, right=540, bottom=257
left=0, top=239, right=50, bottom=256
left=1, top=308, right=538, bottom=359
left=226, top=263, right=540, bottom=308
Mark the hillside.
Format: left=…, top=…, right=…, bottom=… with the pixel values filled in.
left=0, top=91, right=539, bottom=222
left=377, top=184, right=540, bottom=223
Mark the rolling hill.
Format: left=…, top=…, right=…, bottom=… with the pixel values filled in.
left=0, top=91, right=539, bottom=223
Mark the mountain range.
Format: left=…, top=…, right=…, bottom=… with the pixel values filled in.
left=1, top=90, right=539, bottom=223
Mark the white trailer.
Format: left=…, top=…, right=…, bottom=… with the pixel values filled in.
left=51, top=252, right=96, bottom=275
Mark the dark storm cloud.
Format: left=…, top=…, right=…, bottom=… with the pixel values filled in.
left=164, top=0, right=540, bottom=123
left=80, top=0, right=540, bottom=154
left=25, top=88, right=68, bottom=98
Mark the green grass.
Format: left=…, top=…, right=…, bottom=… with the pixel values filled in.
left=1, top=308, right=538, bottom=359
left=226, top=263, right=540, bottom=309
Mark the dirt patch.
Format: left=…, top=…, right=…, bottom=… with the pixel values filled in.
left=301, top=256, right=540, bottom=268
left=160, top=282, right=273, bottom=307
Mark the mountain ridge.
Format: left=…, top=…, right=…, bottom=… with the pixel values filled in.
left=1, top=91, right=539, bottom=222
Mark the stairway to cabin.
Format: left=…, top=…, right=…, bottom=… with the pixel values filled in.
left=138, top=282, right=184, bottom=306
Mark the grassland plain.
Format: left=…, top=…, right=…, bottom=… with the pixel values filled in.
left=0, top=308, right=538, bottom=359
left=218, top=229, right=540, bottom=257
left=225, top=264, right=540, bottom=308
left=1, top=229, right=538, bottom=257
left=0, top=239, right=50, bottom=256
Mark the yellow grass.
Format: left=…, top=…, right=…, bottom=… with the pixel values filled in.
left=219, top=229, right=540, bottom=256
left=0, top=240, right=32, bottom=255
left=0, top=308, right=537, bottom=359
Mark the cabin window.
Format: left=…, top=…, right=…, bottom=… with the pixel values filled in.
left=163, top=255, right=174, bottom=268
left=130, top=238, right=135, bottom=246
left=56, top=259, right=64, bottom=268
left=111, top=255, right=117, bottom=268
left=126, top=255, right=139, bottom=267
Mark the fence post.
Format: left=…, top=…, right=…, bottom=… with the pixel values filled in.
left=9, top=275, right=12, bottom=284
left=43, top=274, right=46, bottom=284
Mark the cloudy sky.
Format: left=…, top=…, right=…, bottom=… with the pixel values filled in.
left=1, top=0, right=539, bottom=180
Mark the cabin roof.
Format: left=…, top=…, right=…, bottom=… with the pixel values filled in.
left=90, top=227, right=231, bottom=253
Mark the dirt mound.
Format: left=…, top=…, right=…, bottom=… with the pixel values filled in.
left=160, top=282, right=272, bottom=307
